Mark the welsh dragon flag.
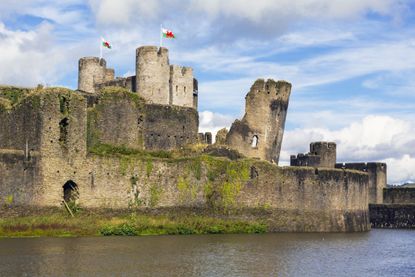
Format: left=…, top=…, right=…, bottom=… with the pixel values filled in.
left=101, top=37, right=112, bottom=49
left=162, top=28, right=175, bottom=39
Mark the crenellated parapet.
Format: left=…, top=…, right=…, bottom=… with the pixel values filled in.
left=291, top=142, right=337, bottom=168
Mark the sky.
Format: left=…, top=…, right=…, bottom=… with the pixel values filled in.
left=0, top=0, right=414, bottom=184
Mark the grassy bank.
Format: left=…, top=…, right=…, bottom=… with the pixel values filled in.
left=0, top=208, right=267, bottom=238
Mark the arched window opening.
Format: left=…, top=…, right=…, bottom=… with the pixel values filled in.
left=176, top=85, right=178, bottom=92
left=251, top=135, right=258, bottom=148
left=63, top=180, right=79, bottom=203
left=184, top=86, right=187, bottom=93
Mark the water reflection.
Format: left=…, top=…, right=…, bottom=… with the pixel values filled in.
left=0, top=230, right=414, bottom=277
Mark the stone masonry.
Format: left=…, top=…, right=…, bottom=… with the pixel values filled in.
left=335, top=162, right=386, bottom=204
left=225, top=79, right=291, bottom=163
left=0, top=45, right=379, bottom=232
left=290, top=142, right=337, bottom=168
left=78, top=46, right=197, bottom=109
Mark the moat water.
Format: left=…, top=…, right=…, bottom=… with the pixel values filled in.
left=0, top=229, right=414, bottom=277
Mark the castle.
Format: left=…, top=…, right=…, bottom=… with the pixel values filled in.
left=0, top=45, right=392, bottom=232
left=78, top=46, right=198, bottom=109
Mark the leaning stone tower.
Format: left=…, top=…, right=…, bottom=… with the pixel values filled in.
left=226, top=79, right=292, bottom=163
left=135, top=46, right=170, bottom=105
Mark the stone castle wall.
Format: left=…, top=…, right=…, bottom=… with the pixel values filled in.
left=369, top=204, right=415, bottom=228
left=1, top=150, right=370, bottom=232
left=0, top=94, right=43, bottom=151
left=226, top=79, right=291, bottom=163
left=383, top=187, right=415, bottom=204
left=87, top=88, right=198, bottom=151
left=335, top=162, right=386, bottom=204
left=143, top=104, right=198, bottom=150
left=0, top=88, right=371, bottom=232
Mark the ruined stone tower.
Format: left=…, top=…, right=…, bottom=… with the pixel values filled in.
left=78, top=57, right=114, bottom=94
left=225, top=79, right=291, bottom=163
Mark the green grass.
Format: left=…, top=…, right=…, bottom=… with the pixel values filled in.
left=0, top=209, right=267, bottom=237
left=89, top=143, right=172, bottom=159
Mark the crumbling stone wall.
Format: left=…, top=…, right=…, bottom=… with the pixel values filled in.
left=144, top=104, right=198, bottom=150
left=87, top=88, right=145, bottom=150
left=0, top=88, right=87, bottom=206
left=335, top=162, right=386, bottom=204
left=34, top=154, right=369, bottom=232
left=87, top=88, right=198, bottom=151
left=0, top=93, right=44, bottom=206
left=291, top=142, right=336, bottom=168
left=94, top=76, right=136, bottom=93
left=0, top=151, right=41, bottom=206
left=215, top=128, right=228, bottom=145
left=383, top=187, right=415, bottom=204
left=226, top=79, right=291, bottom=163
left=0, top=94, right=43, bottom=151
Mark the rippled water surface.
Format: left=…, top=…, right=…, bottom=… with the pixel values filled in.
left=0, top=229, right=414, bottom=277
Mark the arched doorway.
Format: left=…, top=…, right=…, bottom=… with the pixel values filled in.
left=63, top=180, right=79, bottom=203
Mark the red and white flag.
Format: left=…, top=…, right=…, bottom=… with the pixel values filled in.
left=161, top=28, right=176, bottom=39
left=101, top=37, right=112, bottom=49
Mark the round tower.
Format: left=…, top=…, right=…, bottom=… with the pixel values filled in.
left=135, top=46, right=170, bottom=105
left=78, top=57, right=107, bottom=93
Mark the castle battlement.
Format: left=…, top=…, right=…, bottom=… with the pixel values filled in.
left=78, top=46, right=197, bottom=109
left=290, top=141, right=337, bottom=168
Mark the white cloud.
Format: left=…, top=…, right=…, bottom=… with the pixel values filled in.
left=191, top=0, right=402, bottom=21
left=280, top=115, right=415, bottom=183
left=0, top=22, right=60, bottom=86
left=383, top=155, right=415, bottom=184
left=198, top=111, right=235, bottom=142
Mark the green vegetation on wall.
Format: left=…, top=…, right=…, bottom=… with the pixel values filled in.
left=0, top=86, right=31, bottom=106
left=149, top=183, right=162, bottom=207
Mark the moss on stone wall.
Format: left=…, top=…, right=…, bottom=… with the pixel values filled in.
left=99, top=87, right=146, bottom=108
left=0, top=86, right=31, bottom=106
left=149, top=182, right=163, bottom=207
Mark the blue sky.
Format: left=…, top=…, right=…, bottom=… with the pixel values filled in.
left=0, top=0, right=414, bottom=183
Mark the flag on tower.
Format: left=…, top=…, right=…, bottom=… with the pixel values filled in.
left=162, top=28, right=176, bottom=39
left=101, top=37, right=112, bottom=49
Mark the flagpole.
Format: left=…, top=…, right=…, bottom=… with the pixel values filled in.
left=100, top=37, right=103, bottom=60
left=160, top=24, right=163, bottom=48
